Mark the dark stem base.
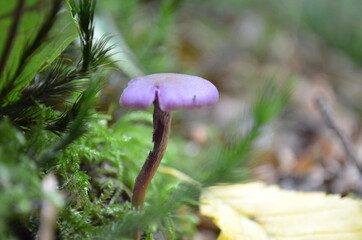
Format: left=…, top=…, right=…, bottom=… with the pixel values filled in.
left=132, top=98, right=172, bottom=209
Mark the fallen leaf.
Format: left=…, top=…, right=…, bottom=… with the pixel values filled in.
left=200, top=182, right=362, bottom=240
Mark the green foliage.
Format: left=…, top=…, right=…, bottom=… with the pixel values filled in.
left=0, top=0, right=114, bottom=239
left=0, top=0, right=112, bottom=132
left=0, top=0, right=78, bottom=104
left=0, top=118, right=41, bottom=239
left=52, top=113, right=149, bottom=239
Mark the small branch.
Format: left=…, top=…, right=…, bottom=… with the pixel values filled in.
left=0, top=0, right=25, bottom=78
left=315, top=96, right=362, bottom=172
left=38, top=174, right=60, bottom=240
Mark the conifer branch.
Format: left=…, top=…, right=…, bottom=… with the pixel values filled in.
left=40, top=78, right=100, bottom=164
left=47, top=0, right=112, bottom=133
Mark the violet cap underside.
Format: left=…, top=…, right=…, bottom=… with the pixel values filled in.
left=120, top=73, right=219, bottom=111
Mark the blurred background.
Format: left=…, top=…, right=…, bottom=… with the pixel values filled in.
left=99, top=0, right=362, bottom=195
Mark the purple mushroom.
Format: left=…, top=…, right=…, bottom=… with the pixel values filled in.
left=120, top=73, right=219, bottom=209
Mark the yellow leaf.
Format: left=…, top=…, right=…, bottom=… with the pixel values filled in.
left=200, top=182, right=362, bottom=240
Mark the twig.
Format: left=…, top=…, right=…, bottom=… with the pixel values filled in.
left=38, top=174, right=60, bottom=240
left=0, top=0, right=25, bottom=78
left=315, top=96, right=362, bottom=172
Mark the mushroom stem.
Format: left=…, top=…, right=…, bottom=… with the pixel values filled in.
left=132, top=97, right=172, bottom=209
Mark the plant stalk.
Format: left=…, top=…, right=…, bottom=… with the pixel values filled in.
left=132, top=98, right=171, bottom=209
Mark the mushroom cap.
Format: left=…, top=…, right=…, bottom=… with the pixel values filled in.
left=120, top=73, right=219, bottom=111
